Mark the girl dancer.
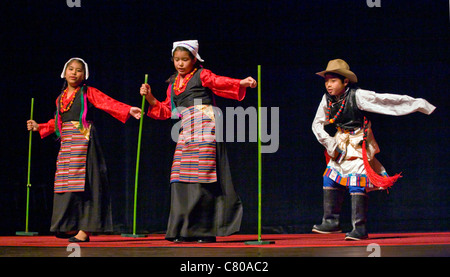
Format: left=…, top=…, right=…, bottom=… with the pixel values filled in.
left=140, top=40, right=256, bottom=243
left=27, top=57, right=141, bottom=242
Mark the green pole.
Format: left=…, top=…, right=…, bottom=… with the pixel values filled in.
left=26, top=98, right=34, bottom=233
left=122, top=74, right=148, bottom=237
left=245, top=65, right=274, bottom=245
left=17, top=98, right=38, bottom=236
left=257, top=65, right=262, bottom=242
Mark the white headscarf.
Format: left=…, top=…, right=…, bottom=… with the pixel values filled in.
left=60, top=57, right=89, bottom=80
left=171, top=40, right=204, bottom=62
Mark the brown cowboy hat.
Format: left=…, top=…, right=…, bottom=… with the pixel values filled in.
left=316, top=59, right=358, bottom=83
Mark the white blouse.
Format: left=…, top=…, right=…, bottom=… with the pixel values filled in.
left=312, top=88, right=436, bottom=156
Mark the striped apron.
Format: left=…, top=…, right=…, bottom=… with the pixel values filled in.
left=54, top=121, right=90, bottom=193
left=170, top=105, right=217, bottom=183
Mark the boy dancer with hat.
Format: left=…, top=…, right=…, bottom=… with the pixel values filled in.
left=311, top=59, right=435, bottom=240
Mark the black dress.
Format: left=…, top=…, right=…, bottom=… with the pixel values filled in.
left=164, top=68, right=243, bottom=241
left=46, top=86, right=131, bottom=233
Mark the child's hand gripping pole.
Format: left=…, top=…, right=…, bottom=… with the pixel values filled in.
left=141, top=74, right=148, bottom=117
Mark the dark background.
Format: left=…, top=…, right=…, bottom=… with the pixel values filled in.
left=1, top=0, right=448, bottom=235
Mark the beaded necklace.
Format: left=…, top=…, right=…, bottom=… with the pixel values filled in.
left=60, top=86, right=80, bottom=113
left=173, top=67, right=198, bottom=94
left=55, top=85, right=88, bottom=139
left=326, top=98, right=346, bottom=124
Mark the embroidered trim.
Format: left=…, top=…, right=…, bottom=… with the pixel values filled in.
left=323, top=166, right=388, bottom=188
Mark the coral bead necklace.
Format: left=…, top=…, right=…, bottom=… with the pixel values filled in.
left=60, top=86, right=80, bottom=113
left=173, top=67, right=198, bottom=94
left=326, top=98, right=346, bottom=124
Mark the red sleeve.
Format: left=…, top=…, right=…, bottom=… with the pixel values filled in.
left=87, top=87, right=132, bottom=123
left=38, top=118, right=56, bottom=139
left=200, top=68, right=246, bottom=101
left=38, top=96, right=58, bottom=139
left=146, top=85, right=172, bottom=120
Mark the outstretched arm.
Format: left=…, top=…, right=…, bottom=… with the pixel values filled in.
left=200, top=69, right=256, bottom=101
left=87, top=87, right=139, bottom=123
left=355, top=89, right=436, bottom=116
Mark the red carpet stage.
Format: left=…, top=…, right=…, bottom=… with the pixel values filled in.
left=1, top=232, right=449, bottom=257
left=1, top=232, right=449, bottom=248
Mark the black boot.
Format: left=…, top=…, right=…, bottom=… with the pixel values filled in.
left=312, top=188, right=345, bottom=234
left=345, top=194, right=369, bottom=240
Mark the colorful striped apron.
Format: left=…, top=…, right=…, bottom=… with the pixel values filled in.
left=170, top=105, right=217, bottom=183
left=54, top=121, right=90, bottom=193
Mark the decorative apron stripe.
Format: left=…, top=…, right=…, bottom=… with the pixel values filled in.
left=170, top=106, right=217, bottom=183
left=54, top=122, right=89, bottom=193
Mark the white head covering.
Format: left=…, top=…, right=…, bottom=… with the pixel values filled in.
left=171, top=40, right=204, bottom=62
left=60, top=57, right=89, bottom=80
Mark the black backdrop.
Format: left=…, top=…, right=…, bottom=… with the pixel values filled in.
left=1, top=0, right=448, bottom=235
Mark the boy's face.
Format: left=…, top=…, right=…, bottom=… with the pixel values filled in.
left=324, top=74, right=349, bottom=97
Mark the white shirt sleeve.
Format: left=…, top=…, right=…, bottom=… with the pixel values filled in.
left=355, top=88, right=436, bottom=116
left=311, top=94, right=338, bottom=156
left=312, top=89, right=436, bottom=156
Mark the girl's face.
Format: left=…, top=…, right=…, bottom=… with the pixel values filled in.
left=173, top=50, right=197, bottom=76
left=324, top=74, right=348, bottom=97
left=65, top=60, right=85, bottom=87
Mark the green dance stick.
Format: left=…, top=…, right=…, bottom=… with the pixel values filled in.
left=122, top=74, right=148, bottom=237
left=245, top=65, right=274, bottom=245
left=257, top=65, right=263, bottom=241
left=16, top=98, right=38, bottom=236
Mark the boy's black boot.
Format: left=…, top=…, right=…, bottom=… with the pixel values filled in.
left=345, top=194, right=369, bottom=240
left=312, top=188, right=345, bottom=234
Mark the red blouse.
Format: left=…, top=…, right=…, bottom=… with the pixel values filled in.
left=38, top=86, right=132, bottom=138
left=147, top=68, right=246, bottom=120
